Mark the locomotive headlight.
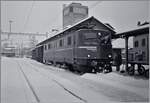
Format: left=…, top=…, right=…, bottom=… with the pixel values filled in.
left=87, top=54, right=91, bottom=58
left=98, top=32, right=102, bottom=36
left=108, top=54, right=112, bottom=58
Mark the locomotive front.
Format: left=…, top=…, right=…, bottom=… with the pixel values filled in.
left=75, top=29, right=112, bottom=73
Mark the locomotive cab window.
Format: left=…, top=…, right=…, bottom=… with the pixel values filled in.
left=80, top=30, right=111, bottom=46
left=82, top=32, right=97, bottom=45
left=67, top=36, right=72, bottom=46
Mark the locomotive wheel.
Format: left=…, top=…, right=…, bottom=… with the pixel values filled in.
left=109, top=66, right=112, bottom=72
left=97, top=67, right=103, bottom=73
left=137, top=65, right=145, bottom=75
left=127, top=66, right=135, bottom=75
left=92, top=68, right=97, bottom=74
left=145, top=69, right=149, bottom=78
left=104, top=65, right=112, bottom=73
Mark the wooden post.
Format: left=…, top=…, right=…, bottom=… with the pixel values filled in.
left=125, top=36, right=129, bottom=71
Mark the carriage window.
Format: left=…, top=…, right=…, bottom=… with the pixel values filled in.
left=134, top=41, right=139, bottom=47
left=142, top=38, right=146, bottom=47
left=67, top=36, right=72, bottom=45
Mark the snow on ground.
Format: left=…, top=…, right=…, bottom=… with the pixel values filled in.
left=22, top=58, right=114, bottom=103
left=1, top=57, right=37, bottom=103
left=1, top=57, right=149, bottom=103
left=1, top=57, right=83, bottom=103
left=81, top=72, right=149, bottom=100
left=27, top=57, right=149, bottom=102
left=26, top=57, right=149, bottom=102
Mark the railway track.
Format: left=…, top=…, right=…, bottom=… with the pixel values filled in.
left=16, top=61, right=41, bottom=103
left=16, top=59, right=87, bottom=103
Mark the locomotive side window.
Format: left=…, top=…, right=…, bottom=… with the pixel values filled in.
left=59, top=39, right=64, bottom=47
left=67, top=36, right=72, bottom=46
left=48, top=44, right=51, bottom=49
left=55, top=41, right=57, bottom=48
left=142, top=38, right=146, bottom=47
left=44, top=44, right=47, bottom=50
left=134, top=41, right=139, bottom=47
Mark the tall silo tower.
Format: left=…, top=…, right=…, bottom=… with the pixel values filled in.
left=63, top=3, right=88, bottom=29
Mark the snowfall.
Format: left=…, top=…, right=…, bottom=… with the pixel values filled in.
left=1, top=57, right=149, bottom=103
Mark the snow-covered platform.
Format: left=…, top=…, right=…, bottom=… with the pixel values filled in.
left=1, top=57, right=149, bottom=103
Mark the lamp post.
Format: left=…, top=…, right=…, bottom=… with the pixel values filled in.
left=9, top=20, right=13, bottom=45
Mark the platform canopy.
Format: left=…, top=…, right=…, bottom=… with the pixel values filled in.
left=113, top=26, right=149, bottom=39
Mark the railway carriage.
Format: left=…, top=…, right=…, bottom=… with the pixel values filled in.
left=32, top=45, right=44, bottom=63
left=2, top=46, right=16, bottom=57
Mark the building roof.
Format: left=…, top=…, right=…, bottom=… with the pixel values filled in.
left=37, top=16, right=116, bottom=46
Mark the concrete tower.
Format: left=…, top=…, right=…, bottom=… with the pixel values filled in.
left=63, top=3, right=88, bottom=29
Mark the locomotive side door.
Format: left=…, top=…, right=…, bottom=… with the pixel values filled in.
left=73, top=31, right=77, bottom=64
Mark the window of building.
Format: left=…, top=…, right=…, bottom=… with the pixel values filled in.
left=142, top=38, right=146, bottom=47
left=70, top=6, right=73, bottom=12
left=67, top=36, right=72, bottom=45
left=134, top=41, right=139, bottom=47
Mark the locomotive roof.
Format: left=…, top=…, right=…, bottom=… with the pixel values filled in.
left=37, top=16, right=116, bottom=46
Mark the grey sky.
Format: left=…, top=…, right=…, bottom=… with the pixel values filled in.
left=1, top=1, right=149, bottom=47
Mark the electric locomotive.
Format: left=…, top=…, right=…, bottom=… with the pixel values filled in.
left=43, top=29, right=112, bottom=73
left=73, top=29, right=112, bottom=73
